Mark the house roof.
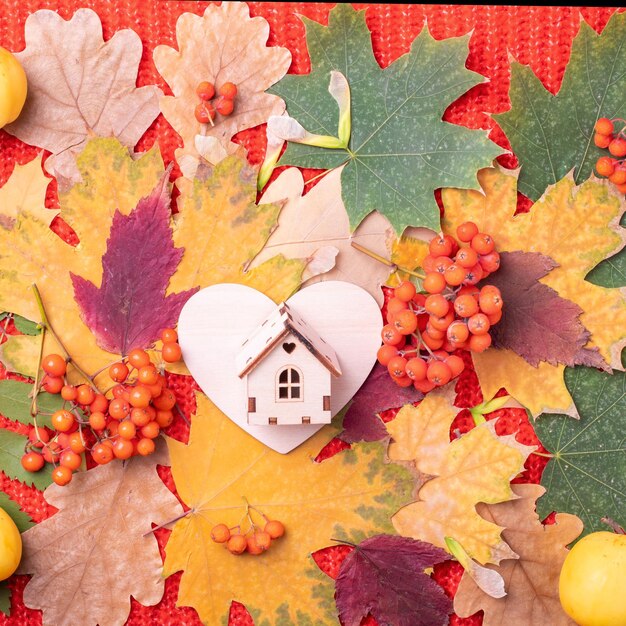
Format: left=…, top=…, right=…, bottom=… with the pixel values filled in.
left=235, top=302, right=342, bottom=379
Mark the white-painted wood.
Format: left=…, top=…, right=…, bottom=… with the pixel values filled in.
left=246, top=330, right=332, bottom=425
left=177, top=281, right=382, bottom=454
left=235, top=301, right=341, bottom=379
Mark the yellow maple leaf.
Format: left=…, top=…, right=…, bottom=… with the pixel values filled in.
left=163, top=393, right=414, bottom=625
left=387, top=232, right=430, bottom=287
left=168, top=155, right=307, bottom=303
left=0, top=139, right=307, bottom=385
left=441, top=167, right=626, bottom=417
left=388, top=392, right=535, bottom=564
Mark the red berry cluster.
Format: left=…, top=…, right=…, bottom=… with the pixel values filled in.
left=211, top=509, right=285, bottom=556
left=377, top=222, right=504, bottom=393
left=594, top=117, right=626, bottom=193
left=22, top=329, right=183, bottom=486
left=194, top=81, right=238, bottom=125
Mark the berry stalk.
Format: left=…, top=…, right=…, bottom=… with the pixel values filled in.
left=32, top=284, right=102, bottom=394
left=350, top=241, right=426, bottom=280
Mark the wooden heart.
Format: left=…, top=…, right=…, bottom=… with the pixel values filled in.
left=177, top=281, right=382, bottom=453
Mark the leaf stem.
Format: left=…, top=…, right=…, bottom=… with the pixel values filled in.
left=30, top=323, right=47, bottom=417
left=530, top=451, right=554, bottom=458
left=601, top=517, right=625, bottom=534
left=142, top=508, right=193, bottom=537
left=32, top=284, right=102, bottom=394
left=350, top=242, right=426, bottom=279
left=330, top=537, right=357, bottom=547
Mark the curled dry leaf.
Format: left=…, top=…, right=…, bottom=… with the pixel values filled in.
left=154, top=2, right=290, bottom=170
left=252, top=166, right=395, bottom=306
left=17, top=442, right=183, bottom=626
left=5, top=9, right=161, bottom=191
left=442, top=166, right=626, bottom=418
left=388, top=390, right=535, bottom=564
left=454, top=484, right=583, bottom=626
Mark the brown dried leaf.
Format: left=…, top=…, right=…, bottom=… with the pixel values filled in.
left=454, top=484, right=583, bottom=626
left=154, top=3, right=290, bottom=168
left=6, top=9, right=161, bottom=191
left=17, top=442, right=183, bottom=626
left=253, top=166, right=395, bottom=306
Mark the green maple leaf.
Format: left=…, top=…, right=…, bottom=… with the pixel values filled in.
left=534, top=350, right=626, bottom=536
left=496, top=11, right=626, bottom=202
left=269, top=4, right=502, bottom=234
left=0, top=430, right=53, bottom=490
left=586, top=214, right=626, bottom=289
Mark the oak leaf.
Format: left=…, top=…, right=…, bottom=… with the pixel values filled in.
left=442, top=166, right=626, bottom=417
left=388, top=391, right=535, bottom=564
left=454, top=484, right=582, bottom=625
left=335, top=535, right=452, bottom=626
left=5, top=9, right=161, bottom=191
left=486, top=251, right=607, bottom=369
left=154, top=2, right=290, bottom=169
left=71, top=171, right=196, bottom=354
left=17, top=442, right=182, bottom=626
left=252, top=166, right=395, bottom=306
left=163, top=393, right=414, bottom=625
left=339, top=363, right=423, bottom=444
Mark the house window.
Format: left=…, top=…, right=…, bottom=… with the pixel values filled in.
left=277, top=366, right=302, bottom=401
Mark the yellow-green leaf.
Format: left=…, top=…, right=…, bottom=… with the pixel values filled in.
left=441, top=167, right=626, bottom=417
left=163, top=393, right=414, bottom=625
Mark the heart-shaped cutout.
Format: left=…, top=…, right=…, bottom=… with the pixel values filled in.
left=178, top=281, right=382, bottom=453
left=282, top=342, right=296, bottom=354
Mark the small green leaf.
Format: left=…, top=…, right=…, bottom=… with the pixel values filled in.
left=0, top=491, right=34, bottom=533
left=0, top=430, right=53, bottom=490
left=0, top=380, right=65, bottom=429
left=586, top=242, right=625, bottom=289
left=12, top=315, right=41, bottom=336
left=0, top=582, right=10, bottom=616
left=495, top=11, right=626, bottom=201
left=534, top=351, right=626, bottom=535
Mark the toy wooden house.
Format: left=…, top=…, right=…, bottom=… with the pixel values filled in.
left=235, top=302, right=342, bottom=426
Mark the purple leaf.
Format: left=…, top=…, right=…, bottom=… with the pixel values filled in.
left=339, top=363, right=423, bottom=443
left=486, top=251, right=608, bottom=370
left=71, top=172, right=197, bottom=354
left=335, top=534, right=452, bottom=626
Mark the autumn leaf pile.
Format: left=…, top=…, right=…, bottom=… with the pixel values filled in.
left=0, top=3, right=624, bottom=626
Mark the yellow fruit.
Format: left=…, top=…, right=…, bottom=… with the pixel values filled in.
left=0, top=508, right=22, bottom=580
left=559, top=531, right=626, bottom=626
left=0, top=46, right=27, bottom=128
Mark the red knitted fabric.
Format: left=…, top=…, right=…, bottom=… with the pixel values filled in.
left=0, top=3, right=621, bottom=625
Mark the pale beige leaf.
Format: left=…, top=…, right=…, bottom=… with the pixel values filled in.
left=154, top=3, right=290, bottom=166
left=455, top=484, right=582, bottom=626
left=5, top=9, right=161, bottom=191
left=17, top=442, right=182, bottom=626
left=252, top=167, right=395, bottom=305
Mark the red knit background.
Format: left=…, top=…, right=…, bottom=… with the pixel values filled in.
left=0, top=3, right=622, bottom=625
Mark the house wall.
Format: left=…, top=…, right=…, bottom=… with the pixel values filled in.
left=247, top=332, right=332, bottom=425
